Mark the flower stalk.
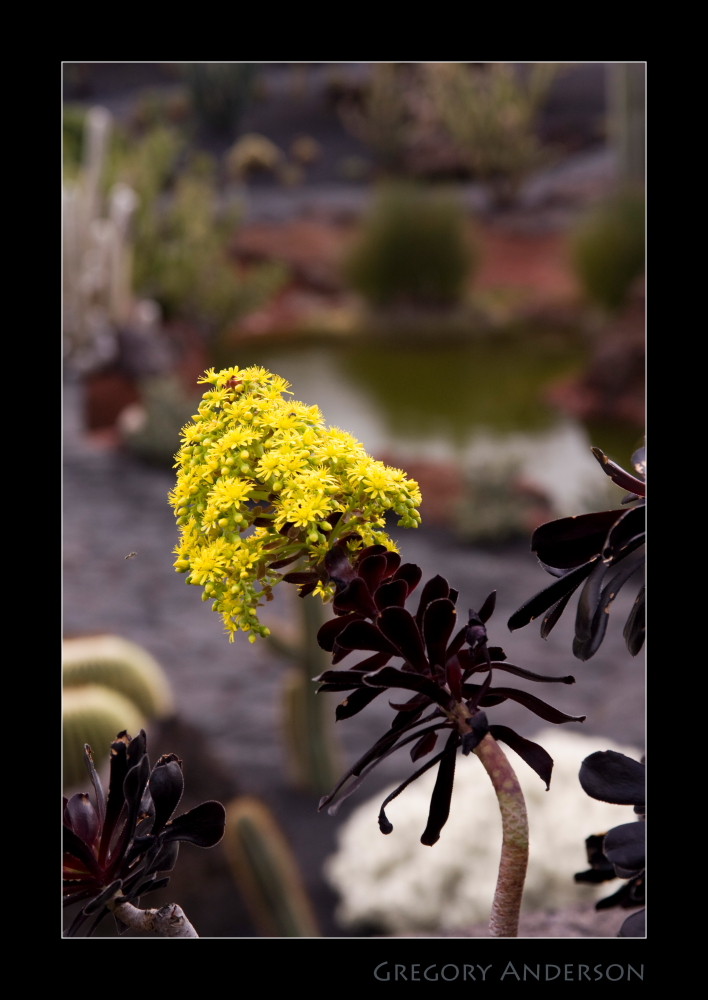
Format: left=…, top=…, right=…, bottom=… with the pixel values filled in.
left=473, top=733, right=529, bottom=937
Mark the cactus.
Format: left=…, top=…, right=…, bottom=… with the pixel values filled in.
left=270, top=594, right=341, bottom=795
left=63, top=634, right=175, bottom=720
left=223, top=796, right=320, bottom=937
left=62, top=684, right=145, bottom=788
left=63, top=107, right=158, bottom=373
left=570, top=188, right=645, bottom=316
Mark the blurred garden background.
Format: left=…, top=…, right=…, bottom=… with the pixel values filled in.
left=62, top=62, right=645, bottom=938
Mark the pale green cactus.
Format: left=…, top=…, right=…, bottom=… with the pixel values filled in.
left=62, top=684, right=146, bottom=789
left=63, top=634, right=175, bottom=720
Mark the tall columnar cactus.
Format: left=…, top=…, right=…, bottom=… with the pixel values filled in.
left=63, top=107, right=156, bottom=372
left=276, top=595, right=341, bottom=794
left=223, top=796, right=320, bottom=937
left=63, top=635, right=175, bottom=720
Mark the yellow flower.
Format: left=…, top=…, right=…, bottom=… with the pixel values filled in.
left=171, top=366, right=422, bottom=642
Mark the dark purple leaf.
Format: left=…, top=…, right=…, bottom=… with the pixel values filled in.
left=531, top=510, right=626, bottom=568
left=603, top=504, right=645, bottom=559
left=618, top=910, right=645, bottom=937
left=579, top=751, right=645, bottom=806
left=64, top=793, right=100, bottom=848
left=507, top=559, right=598, bottom=632
left=335, top=685, right=384, bottom=720
left=603, top=821, right=645, bottom=875
left=423, top=598, right=457, bottom=669
left=489, top=726, right=554, bottom=789
left=392, top=561, right=423, bottom=596
left=377, top=606, right=429, bottom=671
left=415, top=575, right=451, bottom=626
left=335, top=619, right=396, bottom=655
left=317, top=612, right=363, bottom=651
left=378, top=740, right=457, bottom=835
left=540, top=591, right=574, bottom=639
left=623, top=586, right=645, bottom=655
left=410, top=730, right=439, bottom=761
left=477, top=591, right=497, bottom=623
left=357, top=552, right=388, bottom=590
left=481, top=687, right=585, bottom=724
left=161, top=800, right=226, bottom=847
left=421, top=734, right=459, bottom=845
left=149, top=755, right=184, bottom=835
left=332, top=577, right=378, bottom=616
left=591, top=447, right=646, bottom=497
left=363, top=665, right=451, bottom=708
left=374, top=578, right=409, bottom=610
left=63, top=826, right=104, bottom=880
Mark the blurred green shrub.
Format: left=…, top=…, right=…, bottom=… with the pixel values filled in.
left=426, top=62, right=557, bottom=209
left=181, top=63, right=258, bottom=138
left=570, top=188, right=646, bottom=314
left=343, top=182, right=479, bottom=309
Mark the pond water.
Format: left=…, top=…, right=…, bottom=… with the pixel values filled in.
left=223, top=329, right=642, bottom=517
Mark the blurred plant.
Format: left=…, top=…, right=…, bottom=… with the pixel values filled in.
left=63, top=107, right=156, bottom=373
left=570, top=188, right=645, bottom=316
left=574, top=750, right=645, bottom=937
left=223, top=796, right=320, bottom=936
left=126, top=146, right=286, bottom=342
left=225, top=132, right=284, bottom=181
left=343, top=182, right=479, bottom=310
left=508, top=445, right=645, bottom=660
left=454, top=458, right=553, bottom=545
left=337, top=63, right=418, bottom=175
left=181, top=63, right=258, bottom=138
left=118, top=374, right=201, bottom=466
left=290, top=134, right=321, bottom=166
left=425, top=62, right=557, bottom=209
left=63, top=730, right=225, bottom=937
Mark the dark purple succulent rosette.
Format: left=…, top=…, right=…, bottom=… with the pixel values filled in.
left=574, top=750, right=645, bottom=937
left=63, top=730, right=225, bottom=937
left=508, top=446, right=646, bottom=661
left=298, top=544, right=584, bottom=846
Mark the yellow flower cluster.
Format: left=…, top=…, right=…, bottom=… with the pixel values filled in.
left=170, top=366, right=422, bottom=642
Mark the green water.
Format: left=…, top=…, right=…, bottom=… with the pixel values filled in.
left=220, top=328, right=641, bottom=469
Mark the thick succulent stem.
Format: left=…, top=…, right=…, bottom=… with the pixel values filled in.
left=109, top=897, right=198, bottom=937
left=473, top=733, right=529, bottom=937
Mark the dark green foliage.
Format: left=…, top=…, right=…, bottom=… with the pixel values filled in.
left=182, top=63, right=258, bottom=138
left=344, top=182, right=479, bottom=309
left=570, top=189, right=645, bottom=313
